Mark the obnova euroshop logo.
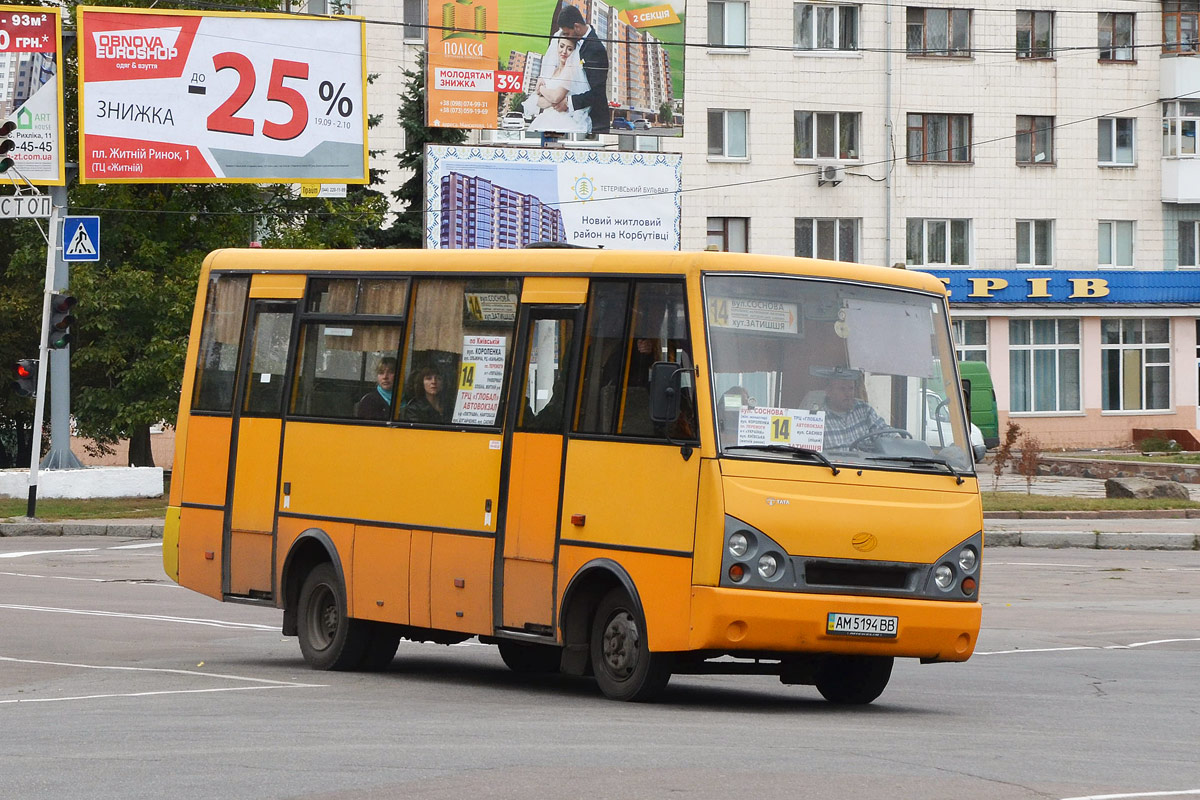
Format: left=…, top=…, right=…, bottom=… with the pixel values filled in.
left=93, top=27, right=181, bottom=61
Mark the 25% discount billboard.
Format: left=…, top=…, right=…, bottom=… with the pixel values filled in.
left=77, top=7, right=368, bottom=183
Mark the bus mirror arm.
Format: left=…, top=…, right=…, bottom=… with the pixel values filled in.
left=648, top=361, right=695, bottom=461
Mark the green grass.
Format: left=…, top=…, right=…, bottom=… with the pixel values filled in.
left=981, top=491, right=1200, bottom=512
left=1, top=494, right=168, bottom=522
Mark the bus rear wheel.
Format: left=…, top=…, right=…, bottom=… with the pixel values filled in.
left=298, top=563, right=369, bottom=671
left=589, top=588, right=671, bottom=702
left=814, top=655, right=893, bottom=705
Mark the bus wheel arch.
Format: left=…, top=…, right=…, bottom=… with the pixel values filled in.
left=281, top=529, right=345, bottom=637
left=558, top=559, right=638, bottom=676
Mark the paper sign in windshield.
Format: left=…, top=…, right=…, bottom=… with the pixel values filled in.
left=708, top=298, right=799, bottom=335
left=452, top=335, right=506, bottom=425
left=737, top=407, right=826, bottom=450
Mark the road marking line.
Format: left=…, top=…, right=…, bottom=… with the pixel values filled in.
left=108, top=543, right=162, bottom=550
left=0, top=685, right=309, bottom=705
left=978, top=637, right=1200, bottom=656
left=0, top=571, right=180, bottom=587
left=0, top=548, right=98, bottom=559
left=1061, top=790, right=1200, bottom=799
left=0, top=655, right=324, bottom=686
left=0, top=604, right=276, bottom=630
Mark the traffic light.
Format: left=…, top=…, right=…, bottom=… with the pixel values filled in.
left=12, top=359, right=37, bottom=397
left=47, top=293, right=76, bottom=350
left=0, top=119, right=15, bottom=174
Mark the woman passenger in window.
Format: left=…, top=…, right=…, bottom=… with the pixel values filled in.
left=402, top=366, right=451, bottom=424
left=355, top=357, right=396, bottom=420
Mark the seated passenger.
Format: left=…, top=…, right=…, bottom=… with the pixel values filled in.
left=402, top=366, right=451, bottom=424
left=354, top=357, right=396, bottom=420
left=815, top=367, right=890, bottom=449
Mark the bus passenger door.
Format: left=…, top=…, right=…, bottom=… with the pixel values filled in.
left=499, top=306, right=583, bottom=632
left=224, top=299, right=296, bottom=600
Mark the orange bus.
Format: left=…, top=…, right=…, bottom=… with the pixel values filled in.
left=165, top=248, right=984, bottom=703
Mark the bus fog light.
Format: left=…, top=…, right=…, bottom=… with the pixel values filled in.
left=958, top=546, right=977, bottom=573
left=729, top=563, right=747, bottom=582
left=757, top=553, right=778, bottom=579
left=961, top=576, right=977, bottom=595
left=934, top=564, right=954, bottom=590
left=729, top=532, right=749, bottom=557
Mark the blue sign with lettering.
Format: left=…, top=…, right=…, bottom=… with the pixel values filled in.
left=919, top=270, right=1200, bottom=304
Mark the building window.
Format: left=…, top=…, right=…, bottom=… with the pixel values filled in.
left=1017, top=10, right=1053, bottom=58
left=1099, top=12, right=1135, bottom=60
left=708, top=217, right=749, bottom=252
left=1016, top=115, right=1054, bottom=164
left=1179, top=221, right=1199, bottom=267
left=403, top=0, right=425, bottom=40
left=708, top=109, right=748, bottom=158
left=1099, top=220, right=1135, bottom=267
left=1163, top=0, right=1199, bottom=54
left=794, top=3, right=859, bottom=50
left=1162, top=100, right=1200, bottom=157
left=708, top=1, right=748, bottom=47
left=794, top=111, right=860, bottom=160
left=907, top=113, right=972, bottom=162
left=1098, top=117, right=1136, bottom=164
left=1102, top=319, right=1170, bottom=411
left=795, top=218, right=859, bottom=261
left=1016, top=220, right=1054, bottom=266
left=906, top=218, right=970, bottom=266
left=906, top=8, right=972, bottom=56
left=1009, top=319, right=1080, bottom=413
left=953, top=318, right=988, bottom=362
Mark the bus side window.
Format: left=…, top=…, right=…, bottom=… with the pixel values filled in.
left=575, top=281, right=631, bottom=434
left=191, top=274, right=250, bottom=413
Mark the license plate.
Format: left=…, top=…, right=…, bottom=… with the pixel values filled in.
left=826, top=613, right=898, bottom=638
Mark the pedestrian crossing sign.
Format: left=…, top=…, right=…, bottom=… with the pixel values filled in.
left=63, top=216, right=100, bottom=262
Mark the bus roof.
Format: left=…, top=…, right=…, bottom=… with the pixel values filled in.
left=201, top=248, right=947, bottom=296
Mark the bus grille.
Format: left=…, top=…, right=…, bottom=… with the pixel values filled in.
left=803, top=561, right=913, bottom=590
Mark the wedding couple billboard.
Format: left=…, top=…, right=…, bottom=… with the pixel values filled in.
left=426, top=0, right=685, bottom=136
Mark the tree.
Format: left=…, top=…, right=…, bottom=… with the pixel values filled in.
left=370, top=51, right=467, bottom=249
left=659, top=101, right=674, bottom=126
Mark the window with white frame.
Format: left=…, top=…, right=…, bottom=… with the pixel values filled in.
left=907, top=113, right=972, bottom=162
left=1179, top=220, right=1199, bottom=267
left=1009, top=319, right=1081, bottom=412
left=1101, top=319, right=1171, bottom=411
left=403, top=0, right=425, bottom=40
left=1162, top=100, right=1200, bottom=157
left=906, top=8, right=972, bottom=56
left=795, top=3, right=859, bottom=50
left=1163, top=0, right=1199, bottom=54
left=708, top=109, right=748, bottom=158
left=1017, top=10, right=1053, bottom=58
left=794, top=111, right=860, bottom=160
left=906, top=218, right=971, bottom=266
left=1099, top=12, right=1135, bottom=60
left=1099, top=220, right=1135, bottom=267
left=795, top=218, right=859, bottom=261
left=708, top=1, right=748, bottom=47
left=1017, top=220, right=1054, bottom=266
left=708, top=217, right=749, bottom=252
left=1098, top=117, right=1135, bottom=164
left=1017, top=115, right=1055, bottom=164
left=953, top=318, right=988, bottom=362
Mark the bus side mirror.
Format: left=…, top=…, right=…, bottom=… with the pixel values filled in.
left=648, top=361, right=682, bottom=423
left=973, top=444, right=988, bottom=463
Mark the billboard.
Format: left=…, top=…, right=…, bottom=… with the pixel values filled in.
left=427, top=0, right=684, bottom=136
left=77, top=7, right=368, bottom=184
left=424, top=144, right=681, bottom=250
left=0, top=6, right=65, bottom=185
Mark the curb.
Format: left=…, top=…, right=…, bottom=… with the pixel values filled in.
left=984, top=530, right=1198, bottom=550
left=984, top=509, right=1200, bottom=519
left=0, top=519, right=163, bottom=538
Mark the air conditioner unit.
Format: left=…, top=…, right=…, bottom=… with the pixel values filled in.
left=817, top=163, right=844, bottom=187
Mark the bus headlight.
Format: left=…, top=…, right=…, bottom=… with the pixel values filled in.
left=934, top=564, right=955, bottom=590
left=729, top=532, right=749, bottom=558
left=757, top=553, right=778, bottom=579
left=958, top=546, right=978, bottom=573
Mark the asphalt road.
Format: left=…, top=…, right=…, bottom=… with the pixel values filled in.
left=1, top=537, right=1197, bottom=800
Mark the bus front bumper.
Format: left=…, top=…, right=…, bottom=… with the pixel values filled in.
left=688, top=586, right=981, bottom=662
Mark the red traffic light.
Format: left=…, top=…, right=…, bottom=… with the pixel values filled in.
left=11, top=358, right=38, bottom=397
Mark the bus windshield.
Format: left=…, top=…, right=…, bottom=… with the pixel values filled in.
left=705, top=274, right=975, bottom=473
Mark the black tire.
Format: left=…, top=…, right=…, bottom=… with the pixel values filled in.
left=297, top=563, right=370, bottom=671
left=359, top=624, right=401, bottom=671
left=814, top=655, right=893, bottom=705
left=497, top=640, right=562, bottom=674
left=589, top=588, right=671, bottom=702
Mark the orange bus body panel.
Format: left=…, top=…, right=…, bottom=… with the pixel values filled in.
left=430, top=533, right=494, bottom=634
left=177, top=506, right=224, bottom=600
left=409, top=530, right=433, bottom=629
left=176, top=416, right=231, bottom=508
left=353, top=526, right=412, bottom=625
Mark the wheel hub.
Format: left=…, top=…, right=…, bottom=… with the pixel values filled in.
left=601, top=610, right=639, bottom=678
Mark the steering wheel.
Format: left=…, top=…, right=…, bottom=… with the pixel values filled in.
left=932, top=397, right=951, bottom=422
left=850, top=427, right=913, bottom=450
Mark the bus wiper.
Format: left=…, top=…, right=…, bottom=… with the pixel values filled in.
left=725, top=445, right=840, bottom=475
left=866, top=454, right=965, bottom=485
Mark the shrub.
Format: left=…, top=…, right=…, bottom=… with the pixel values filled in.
left=992, top=421, right=1021, bottom=491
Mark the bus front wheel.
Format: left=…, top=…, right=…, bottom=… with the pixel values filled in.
left=298, top=563, right=369, bottom=670
left=815, top=655, right=893, bottom=705
left=589, top=588, right=671, bottom=702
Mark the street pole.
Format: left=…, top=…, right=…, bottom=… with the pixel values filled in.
left=26, top=186, right=65, bottom=517
left=41, top=174, right=82, bottom=470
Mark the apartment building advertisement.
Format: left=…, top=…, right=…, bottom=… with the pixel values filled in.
left=0, top=6, right=65, bottom=184
left=424, top=144, right=681, bottom=250
left=428, top=0, right=684, bottom=135
left=77, top=7, right=368, bottom=183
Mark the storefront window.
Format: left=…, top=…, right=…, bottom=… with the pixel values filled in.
left=1101, top=318, right=1171, bottom=411
left=953, top=318, right=987, bottom=362
left=1010, top=319, right=1080, bottom=412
